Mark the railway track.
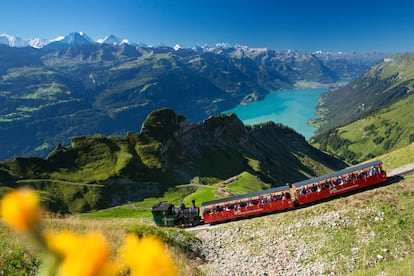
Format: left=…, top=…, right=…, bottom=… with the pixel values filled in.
left=388, top=163, right=414, bottom=177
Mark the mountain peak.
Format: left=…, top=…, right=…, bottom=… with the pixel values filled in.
left=28, top=37, right=51, bottom=48
left=0, top=33, right=28, bottom=47
left=60, top=32, right=94, bottom=45
left=97, top=34, right=127, bottom=45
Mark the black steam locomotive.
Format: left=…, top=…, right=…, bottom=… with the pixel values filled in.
left=151, top=199, right=202, bottom=227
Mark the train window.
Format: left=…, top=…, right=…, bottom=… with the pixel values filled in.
left=228, top=203, right=235, bottom=209
left=239, top=201, right=247, bottom=207
left=203, top=208, right=211, bottom=214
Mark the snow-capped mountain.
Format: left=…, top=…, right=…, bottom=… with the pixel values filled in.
left=0, top=33, right=29, bottom=47
left=0, top=32, right=153, bottom=49
left=28, top=37, right=51, bottom=48
left=0, top=32, right=241, bottom=51
left=0, top=31, right=376, bottom=58
left=48, top=32, right=95, bottom=46
left=97, top=35, right=129, bottom=45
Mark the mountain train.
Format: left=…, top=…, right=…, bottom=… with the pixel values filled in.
left=151, top=160, right=387, bottom=227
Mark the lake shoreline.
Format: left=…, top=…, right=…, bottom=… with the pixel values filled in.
left=224, top=87, right=328, bottom=140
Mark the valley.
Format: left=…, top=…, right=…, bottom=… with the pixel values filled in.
left=312, top=53, right=414, bottom=164
left=0, top=38, right=387, bottom=160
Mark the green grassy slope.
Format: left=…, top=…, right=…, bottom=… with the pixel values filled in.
left=0, top=109, right=346, bottom=214
left=370, top=143, right=414, bottom=171
left=312, top=93, right=414, bottom=164
left=80, top=171, right=270, bottom=220
left=80, top=140, right=414, bottom=221
left=315, top=53, right=414, bottom=133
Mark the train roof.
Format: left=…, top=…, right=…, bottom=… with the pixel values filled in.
left=293, top=160, right=383, bottom=188
left=152, top=202, right=173, bottom=211
left=201, top=185, right=289, bottom=207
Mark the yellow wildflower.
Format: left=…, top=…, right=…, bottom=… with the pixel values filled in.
left=119, top=234, right=178, bottom=276
left=0, top=188, right=41, bottom=232
left=45, top=230, right=120, bottom=276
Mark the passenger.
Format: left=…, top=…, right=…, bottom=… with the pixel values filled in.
left=215, top=205, right=223, bottom=212
left=370, top=166, right=379, bottom=176
left=301, top=186, right=307, bottom=195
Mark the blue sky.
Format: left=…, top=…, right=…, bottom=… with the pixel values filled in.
left=2, top=0, right=414, bottom=52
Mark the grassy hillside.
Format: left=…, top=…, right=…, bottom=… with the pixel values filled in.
left=377, top=143, right=414, bottom=170
left=80, top=139, right=414, bottom=222
left=80, top=171, right=270, bottom=220
left=315, top=53, right=414, bottom=133
left=0, top=216, right=203, bottom=275
left=0, top=109, right=346, bottom=214
left=312, top=93, right=414, bottom=164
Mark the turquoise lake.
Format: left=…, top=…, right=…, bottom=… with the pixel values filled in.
left=224, top=88, right=326, bottom=140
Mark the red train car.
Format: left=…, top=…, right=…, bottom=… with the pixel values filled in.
left=202, top=186, right=294, bottom=224
left=201, top=160, right=387, bottom=225
left=294, top=160, right=387, bottom=206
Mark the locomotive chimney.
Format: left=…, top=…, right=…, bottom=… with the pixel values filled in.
left=192, top=199, right=196, bottom=208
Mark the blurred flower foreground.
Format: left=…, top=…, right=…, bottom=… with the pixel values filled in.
left=0, top=188, right=178, bottom=276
